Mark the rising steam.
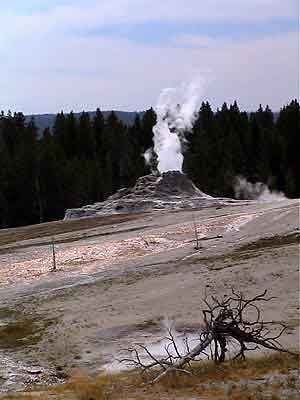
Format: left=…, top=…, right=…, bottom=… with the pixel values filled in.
left=234, top=176, right=286, bottom=202
left=145, top=79, right=205, bottom=173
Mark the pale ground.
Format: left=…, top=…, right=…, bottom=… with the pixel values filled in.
left=0, top=199, right=299, bottom=392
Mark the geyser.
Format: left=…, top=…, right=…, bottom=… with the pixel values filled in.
left=146, top=79, right=205, bottom=173
left=64, top=171, right=214, bottom=219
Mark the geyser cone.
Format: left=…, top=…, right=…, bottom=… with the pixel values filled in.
left=132, top=171, right=207, bottom=198
left=155, top=171, right=205, bottom=196
left=64, top=171, right=213, bottom=219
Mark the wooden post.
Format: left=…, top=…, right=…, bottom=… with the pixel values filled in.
left=192, top=214, right=200, bottom=250
left=51, top=238, right=56, bottom=272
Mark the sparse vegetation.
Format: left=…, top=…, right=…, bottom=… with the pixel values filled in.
left=0, top=309, right=55, bottom=349
left=178, top=232, right=300, bottom=271
left=0, top=213, right=142, bottom=251
left=237, top=232, right=300, bottom=252
left=1, top=353, right=298, bottom=399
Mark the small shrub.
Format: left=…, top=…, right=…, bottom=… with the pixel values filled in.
left=63, top=374, right=106, bottom=400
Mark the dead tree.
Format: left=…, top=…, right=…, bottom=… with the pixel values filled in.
left=120, top=289, right=296, bottom=384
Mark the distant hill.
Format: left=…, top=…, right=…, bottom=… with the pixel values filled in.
left=26, top=110, right=279, bottom=135
left=25, top=110, right=145, bottom=134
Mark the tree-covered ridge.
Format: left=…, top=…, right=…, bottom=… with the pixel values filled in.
left=24, top=110, right=144, bottom=135
left=0, top=100, right=299, bottom=228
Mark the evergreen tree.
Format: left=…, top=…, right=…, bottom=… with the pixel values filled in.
left=127, top=114, right=146, bottom=182
left=53, top=111, right=66, bottom=154
left=141, top=108, right=156, bottom=152
left=93, top=108, right=105, bottom=156
left=0, top=101, right=298, bottom=229
left=78, top=111, right=95, bottom=159
left=276, top=99, right=300, bottom=197
left=64, top=111, right=78, bottom=158
left=37, top=128, right=65, bottom=221
left=101, top=111, right=125, bottom=195
left=11, top=117, right=39, bottom=226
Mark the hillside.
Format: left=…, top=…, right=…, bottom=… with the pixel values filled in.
left=25, top=110, right=144, bottom=133
left=25, top=110, right=279, bottom=134
left=0, top=197, right=299, bottom=398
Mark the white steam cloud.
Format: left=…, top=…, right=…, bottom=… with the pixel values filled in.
left=145, top=79, right=205, bottom=173
left=143, top=148, right=153, bottom=166
left=234, top=176, right=286, bottom=202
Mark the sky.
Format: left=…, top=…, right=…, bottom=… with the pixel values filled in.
left=1, top=0, right=299, bottom=114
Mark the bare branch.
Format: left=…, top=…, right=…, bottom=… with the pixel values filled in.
left=120, top=289, right=298, bottom=384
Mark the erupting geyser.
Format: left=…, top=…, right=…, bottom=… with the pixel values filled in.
left=64, top=79, right=233, bottom=220
left=145, top=79, right=205, bottom=173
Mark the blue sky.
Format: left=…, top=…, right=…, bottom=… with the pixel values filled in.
left=1, top=0, right=299, bottom=113
left=5, top=0, right=74, bottom=14
left=80, top=18, right=299, bottom=45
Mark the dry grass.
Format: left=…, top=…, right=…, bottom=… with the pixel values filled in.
left=0, top=307, right=57, bottom=350
left=237, top=232, right=300, bottom=252
left=179, top=232, right=300, bottom=272
left=1, top=353, right=298, bottom=400
left=148, top=352, right=299, bottom=389
left=0, top=395, right=50, bottom=400
left=0, top=213, right=145, bottom=250
left=57, top=374, right=108, bottom=399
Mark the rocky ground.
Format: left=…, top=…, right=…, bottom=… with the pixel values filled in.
left=0, top=197, right=299, bottom=397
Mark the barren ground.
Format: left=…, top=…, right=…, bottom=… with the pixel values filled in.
left=0, top=199, right=299, bottom=396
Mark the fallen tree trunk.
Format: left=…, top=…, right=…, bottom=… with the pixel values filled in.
left=120, top=289, right=298, bottom=384
left=150, top=333, right=213, bottom=384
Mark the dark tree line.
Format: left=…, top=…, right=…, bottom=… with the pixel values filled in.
left=0, top=100, right=298, bottom=228
left=183, top=100, right=299, bottom=198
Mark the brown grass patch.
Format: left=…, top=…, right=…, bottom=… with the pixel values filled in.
left=58, top=374, right=107, bottom=399
left=237, top=232, right=300, bottom=252
left=0, top=308, right=55, bottom=350
left=0, top=213, right=146, bottom=250
left=1, top=353, right=298, bottom=399
left=180, top=232, right=300, bottom=271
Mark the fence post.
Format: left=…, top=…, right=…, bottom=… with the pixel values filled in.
left=192, top=214, right=200, bottom=250
left=51, top=237, right=56, bottom=272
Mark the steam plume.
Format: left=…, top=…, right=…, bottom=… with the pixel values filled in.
left=145, top=79, right=205, bottom=173
left=234, top=176, right=286, bottom=202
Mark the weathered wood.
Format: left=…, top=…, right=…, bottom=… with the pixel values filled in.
left=121, top=289, right=297, bottom=384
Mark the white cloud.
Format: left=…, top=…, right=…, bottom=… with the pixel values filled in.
left=1, top=29, right=298, bottom=113
left=1, top=0, right=298, bottom=41
left=0, top=1, right=298, bottom=113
